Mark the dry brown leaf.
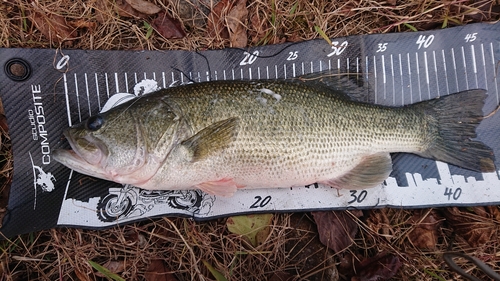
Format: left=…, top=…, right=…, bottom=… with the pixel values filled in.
left=29, top=2, right=76, bottom=44
left=95, top=260, right=126, bottom=277
left=74, top=268, right=92, bottom=281
left=207, top=0, right=230, bottom=39
left=285, top=214, right=339, bottom=280
left=249, top=11, right=269, bottom=44
left=443, top=207, right=499, bottom=248
left=92, top=0, right=148, bottom=23
left=352, top=253, right=402, bottom=281
left=366, top=209, right=395, bottom=240
left=125, top=0, right=161, bottom=15
left=152, top=12, right=186, bottom=39
left=407, top=210, right=441, bottom=250
left=145, top=259, right=178, bottom=281
left=268, top=271, right=294, bottom=281
left=68, top=19, right=97, bottom=30
left=115, top=0, right=149, bottom=18
left=226, top=0, right=248, bottom=48
left=312, top=211, right=361, bottom=253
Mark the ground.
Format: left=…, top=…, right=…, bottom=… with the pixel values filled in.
left=0, top=0, right=499, bottom=280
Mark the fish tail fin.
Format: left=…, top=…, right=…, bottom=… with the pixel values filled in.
left=416, top=89, right=496, bottom=172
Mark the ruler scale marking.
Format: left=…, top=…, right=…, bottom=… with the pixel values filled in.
left=461, top=46, right=469, bottom=89
left=74, top=73, right=81, bottom=123
left=432, top=51, right=440, bottom=97
left=84, top=73, right=91, bottom=115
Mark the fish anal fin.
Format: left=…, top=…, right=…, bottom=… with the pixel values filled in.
left=196, top=178, right=244, bottom=197
left=320, top=153, right=392, bottom=190
left=181, top=117, right=240, bottom=162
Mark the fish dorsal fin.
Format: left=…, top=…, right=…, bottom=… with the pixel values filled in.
left=181, top=117, right=240, bottom=162
left=294, top=70, right=373, bottom=103
left=320, top=153, right=392, bottom=190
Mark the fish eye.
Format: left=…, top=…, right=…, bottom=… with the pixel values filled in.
left=86, top=115, right=104, bottom=131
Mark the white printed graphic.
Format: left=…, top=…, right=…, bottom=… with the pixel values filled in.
left=29, top=152, right=56, bottom=210
left=58, top=185, right=215, bottom=226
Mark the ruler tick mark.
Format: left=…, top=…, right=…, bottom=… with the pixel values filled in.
left=416, top=53, right=422, bottom=101
left=114, top=73, right=119, bottom=93
left=490, top=42, right=499, bottom=104
left=105, top=73, right=110, bottom=99
left=442, top=50, right=450, bottom=95
left=381, top=54, right=386, bottom=100
left=461, top=46, right=469, bottom=89
left=399, top=54, right=403, bottom=105
left=373, top=55, right=377, bottom=103
left=407, top=53, right=413, bottom=104
left=481, top=44, right=488, bottom=91
left=74, top=73, right=81, bottom=123
left=84, top=73, right=91, bottom=115
left=471, top=45, right=478, bottom=88
left=125, top=73, right=129, bottom=93
left=95, top=73, right=101, bottom=111
left=432, top=51, right=440, bottom=97
left=390, top=54, right=395, bottom=104
left=424, top=52, right=430, bottom=99
left=63, top=73, right=72, bottom=127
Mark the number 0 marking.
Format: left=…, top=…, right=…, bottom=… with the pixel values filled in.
left=56, top=55, right=70, bottom=70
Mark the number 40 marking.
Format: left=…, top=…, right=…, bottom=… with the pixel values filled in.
left=444, top=187, right=462, bottom=201
left=416, top=34, right=434, bottom=49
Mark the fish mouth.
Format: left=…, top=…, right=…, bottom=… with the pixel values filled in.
left=52, top=149, right=112, bottom=181
left=63, top=129, right=108, bottom=166
left=52, top=129, right=112, bottom=180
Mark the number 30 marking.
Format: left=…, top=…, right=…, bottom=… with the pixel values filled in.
left=348, top=190, right=367, bottom=204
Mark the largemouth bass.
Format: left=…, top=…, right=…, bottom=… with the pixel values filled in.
left=53, top=77, right=496, bottom=197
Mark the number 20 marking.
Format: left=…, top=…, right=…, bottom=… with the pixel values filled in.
left=240, top=51, right=259, bottom=65
left=250, top=195, right=272, bottom=209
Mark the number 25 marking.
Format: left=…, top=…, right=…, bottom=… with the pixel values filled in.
left=287, top=51, right=298, bottom=61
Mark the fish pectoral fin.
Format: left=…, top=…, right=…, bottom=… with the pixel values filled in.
left=181, top=117, right=240, bottom=162
left=196, top=178, right=242, bottom=197
left=320, top=153, right=392, bottom=190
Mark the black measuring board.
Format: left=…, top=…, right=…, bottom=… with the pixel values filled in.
left=0, top=22, right=499, bottom=238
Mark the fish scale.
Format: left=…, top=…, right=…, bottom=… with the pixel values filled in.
left=53, top=78, right=495, bottom=196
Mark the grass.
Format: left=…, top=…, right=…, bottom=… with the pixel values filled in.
left=0, top=0, right=499, bottom=280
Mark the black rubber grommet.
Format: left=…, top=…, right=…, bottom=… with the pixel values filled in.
left=4, top=58, right=32, bottom=81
